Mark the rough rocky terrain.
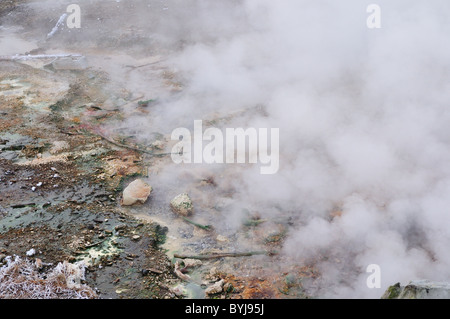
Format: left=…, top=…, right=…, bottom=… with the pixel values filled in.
left=0, top=0, right=316, bottom=299
left=382, top=280, right=450, bottom=299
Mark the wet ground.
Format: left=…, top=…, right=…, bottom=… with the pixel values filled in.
left=0, top=0, right=319, bottom=299
left=0, top=57, right=178, bottom=298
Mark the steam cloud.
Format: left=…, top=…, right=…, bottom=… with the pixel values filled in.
left=145, top=0, right=450, bottom=298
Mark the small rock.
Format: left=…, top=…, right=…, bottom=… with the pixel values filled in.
left=26, top=248, right=36, bottom=257
left=183, top=258, right=202, bottom=268
left=223, top=282, right=234, bottom=293
left=216, top=235, right=228, bottom=242
left=205, top=279, right=225, bottom=295
left=151, top=140, right=165, bottom=150
left=214, top=198, right=234, bottom=212
left=131, top=235, right=141, bottom=241
left=0, top=254, right=6, bottom=262
left=170, top=193, right=193, bottom=216
left=121, top=179, right=152, bottom=206
left=115, top=224, right=126, bottom=231
left=209, top=267, right=219, bottom=277
left=205, top=266, right=221, bottom=282
left=35, top=258, right=43, bottom=269
left=171, top=284, right=186, bottom=297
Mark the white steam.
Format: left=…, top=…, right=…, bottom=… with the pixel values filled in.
left=141, top=0, right=450, bottom=298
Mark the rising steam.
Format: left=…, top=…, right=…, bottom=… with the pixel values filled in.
left=146, top=0, right=450, bottom=298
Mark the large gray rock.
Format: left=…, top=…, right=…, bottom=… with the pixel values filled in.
left=382, top=280, right=450, bottom=299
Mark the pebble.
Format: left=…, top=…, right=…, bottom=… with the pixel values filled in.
left=205, top=279, right=225, bottom=295
left=115, top=224, right=126, bottom=231
left=183, top=258, right=202, bottom=268
left=26, top=248, right=36, bottom=257
left=35, top=258, right=43, bottom=269
left=171, top=284, right=186, bottom=297
left=216, top=235, right=228, bottom=242
left=223, top=282, right=234, bottom=293
left=209, top=267, right=219, bottom=277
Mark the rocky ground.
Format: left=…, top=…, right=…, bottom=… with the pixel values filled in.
left=0, top=57, right=178, bottom=299
left=0, top=0, right=316, bottom=299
